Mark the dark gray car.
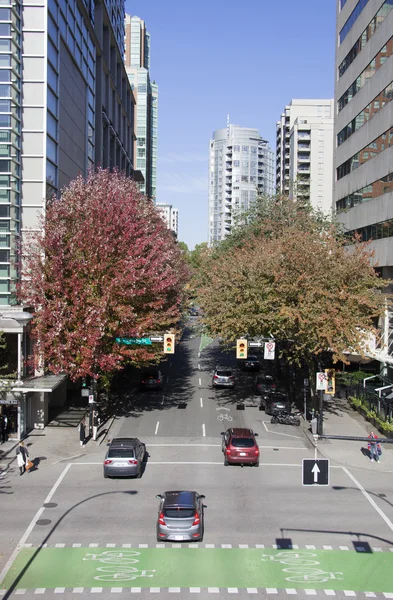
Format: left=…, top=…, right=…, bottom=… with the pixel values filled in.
left=103, top=437, right=146, bottom=478
left=156, top=490, right=205, bottom=542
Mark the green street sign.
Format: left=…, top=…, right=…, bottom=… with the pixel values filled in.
left=115, top=337, right=152, bottom=346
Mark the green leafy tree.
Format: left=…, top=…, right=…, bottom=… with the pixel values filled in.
left=197, top=196, right=391, bottom=398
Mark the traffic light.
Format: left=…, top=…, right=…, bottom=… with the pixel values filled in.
left=325, top=369, right=335, bottom=395
left=236, top=338, right=248, bottom=359
left=164, top=333, right=175, bottom=354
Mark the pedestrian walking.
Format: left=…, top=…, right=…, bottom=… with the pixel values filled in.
left=368, top=431, right=381, bottom=463
left=16, top=441, right=29, bottom=475
left=79, top=418, right=86, bottom=447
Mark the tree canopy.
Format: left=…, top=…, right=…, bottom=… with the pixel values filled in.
left=196, top=196, right=390, bottom=374
left=19, top=168, right=188, bottom=381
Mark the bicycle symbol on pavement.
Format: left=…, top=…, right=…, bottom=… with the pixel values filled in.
left=83, top=550, right=156, bottom=582
left=261, top=551, right=344, bottom=584
left=217, top=412, right=233, bottom=422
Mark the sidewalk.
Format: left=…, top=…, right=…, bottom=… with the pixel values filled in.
left=0, top=409, right=115, bottom=474
left=301, top=396, right=393, bottom=473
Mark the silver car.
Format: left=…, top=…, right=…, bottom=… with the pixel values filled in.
left=103, top=437, right=146, bottom=478
left=156, top=490, right=205, bottom=542
left=212, top=366, right=235, bottom=388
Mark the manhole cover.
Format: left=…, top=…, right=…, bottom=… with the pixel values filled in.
left=36, top=519, right=51, bottom=526
left=43, top=502, right=57, bottom=508
left=177, top=403, right=187, bottom=409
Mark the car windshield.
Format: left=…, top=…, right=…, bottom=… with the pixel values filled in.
left=164, top=508, right=195, bottom=518
left=231, top=438, right=255, bottom=448
left=217, top=370, right=232, bottom=376
left=108, top=448, right=135, bottom=458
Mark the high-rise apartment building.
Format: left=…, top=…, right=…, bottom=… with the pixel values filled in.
left=124, top=14, right=158, bottom=199
left=208, top=124, right=275, bottom=245
left=334, top=0, right=393, bottom=370
left=0, top=0, right=136, bottom=308
left=0, top=0, right=136, bottom=437
left=276, top=100, right=334, bottom=214
left=156, top=203, right=178, bottom=236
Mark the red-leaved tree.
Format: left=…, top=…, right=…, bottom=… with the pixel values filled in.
left=19, top=168, right=188, bottom=382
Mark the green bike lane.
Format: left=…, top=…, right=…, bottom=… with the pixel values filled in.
left=2, top=547, right=393, bottom=593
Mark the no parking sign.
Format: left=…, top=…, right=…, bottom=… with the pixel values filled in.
left=264, top=341, right=275, bottom=360
left=316, top=372, right=326, bottom=391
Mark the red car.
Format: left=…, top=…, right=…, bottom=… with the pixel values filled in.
left=221, top=428, right=259, bottom=467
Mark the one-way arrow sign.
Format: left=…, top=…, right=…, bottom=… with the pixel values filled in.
left=302, top=458, right=329, bottom=486
left=249, top=341, right=263, bottom=347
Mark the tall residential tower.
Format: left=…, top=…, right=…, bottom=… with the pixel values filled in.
left=124, top=14, right=158, bottom=199
left=276, top=99, right=334, bottom=214
left=208, top=124, right=275, bottom=245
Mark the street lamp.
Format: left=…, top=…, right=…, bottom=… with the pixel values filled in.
left=1, top=311, right=33, bottom=384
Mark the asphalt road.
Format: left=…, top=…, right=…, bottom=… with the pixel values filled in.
left=1, top=321, right=393, bottom=599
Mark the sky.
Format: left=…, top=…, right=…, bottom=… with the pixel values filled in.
left=124, top=0, right=337, bottom=249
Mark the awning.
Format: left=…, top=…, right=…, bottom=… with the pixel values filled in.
left=11, top=373, right=67, bottom=393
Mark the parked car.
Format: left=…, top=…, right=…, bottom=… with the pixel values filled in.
left=156, top=490, right=205, bottom=542
left=253, top=374, right=276, bottom=395
left=103, top=437, right=146, bottom=478
left=212, top=366, right=235, bottom=388
left=221, top=428, right=259, bottom=466
left=140, top=368, right=163, bottom=390
left=240, top=355, right=261, bottom=372
left=262, top=391, right=292, bottom=415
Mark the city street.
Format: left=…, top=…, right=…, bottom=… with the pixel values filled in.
left=1, top=324, right=393, bottom=598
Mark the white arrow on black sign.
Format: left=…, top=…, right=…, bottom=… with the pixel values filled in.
left=302, top=458, right=329, bottom=486
left=150, top=336, right=164, bottom=342
left=249, top=341, right=263, bottom=347
left=311, top=462, right=320, bottom=483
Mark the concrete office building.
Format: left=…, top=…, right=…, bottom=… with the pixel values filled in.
left=334, top=0, right=393, bottom=370
left=0, top=0, right=136, bottom=436
left=208, top=124, right=275, bottom=245
left=156, top=203, right=178, bottom=236
left=276, top=99, right=334, bottom=214
left=124, top=14, right=158, bottom=199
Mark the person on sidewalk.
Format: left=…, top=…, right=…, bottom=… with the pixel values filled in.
left=368, top=431, right=380, bottom=462
left=79, top=418, right=86, bottom=448
left=16, top=441, right=29, bottom=475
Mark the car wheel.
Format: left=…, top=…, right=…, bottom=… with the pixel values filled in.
left=271, top=416, right=278, bottom=424
left=136, top=466, right=142, bottom=478
left=157, top=536, right=163, bottom=543
left=224, top=456, right=229, bottom=466
left=255, top=460, right=259, bottom=467
left=104, top=473, right=109, bottom=479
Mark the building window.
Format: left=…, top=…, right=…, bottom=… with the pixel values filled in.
left=336, top=172, right=393, bottom=212
left=339, top=0, right=370, bottom=44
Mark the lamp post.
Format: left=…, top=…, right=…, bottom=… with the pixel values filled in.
left=1, top=311, right=33, bottom=384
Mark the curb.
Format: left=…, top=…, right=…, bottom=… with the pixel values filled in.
left=97, top=415, right=116, bottom=446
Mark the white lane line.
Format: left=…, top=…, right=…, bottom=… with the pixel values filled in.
left=198, top=364, right=201, bottom=370
left=262, top=422, right=302, bottom=439
left=145, top=444, right=221, bottom=447
left=202, top=424, right=206, bottom=437
left=200, top=398, right=203, bottom=408
left=69, top=461, right=304, bottom=466
left=0, top=463, right=72, bottom=585
left=155, top=421, right=160, bottom=435
left=342, top=466, right=393, bottom=533
left=161, top=395, right=165, bottom=406
left=199, top=377, right=202, bottom=386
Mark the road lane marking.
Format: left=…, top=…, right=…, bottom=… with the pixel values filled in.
left=342, top=467, right=393, bottom=533
left=199, top=378, right=202, bottom=386
left=262, top=422, right=302, bottom=439
left=198, top=364, right=201, bottom=370
left=202, top=424, right=206, bottom=437
left=0, top=463, right=71, bottom=586
left=155, top=422, right=159, bottom=435
left=200, top=398, right=203, bottom=408
left=161, top=395, right=165, bottom=405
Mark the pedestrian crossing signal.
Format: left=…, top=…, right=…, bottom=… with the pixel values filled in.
left=164, top=334, right=175, bottom=354
left=324, top=369, right=335, bottom=395
left=236, top=339, right=248, bottom=359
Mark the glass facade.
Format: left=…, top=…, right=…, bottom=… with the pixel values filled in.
left=347, top=218, right=393, bottom=242
left=338, top=80, right=393, bottom=146
left=104, top=0, right=124, bottom=54
left=336, top=172, right=393, bottom=212
left=337, top=126, right=393, bottom=180
left=339, top=0, right=370, bottom=44
left=0, top=0, right=20, bottom=304
left=338, top=36, right=393, bottom=112
left=338, top=0, right=393, bottom=79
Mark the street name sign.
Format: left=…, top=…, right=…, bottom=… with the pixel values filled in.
left=264, top=341, right=275, bottom=360
left=115, top=337, right=152, bottom=346
left=302, top=458, right=329, bottom=486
